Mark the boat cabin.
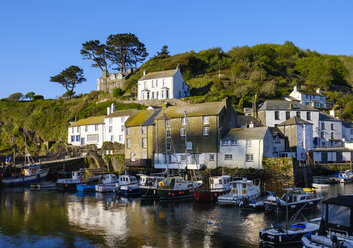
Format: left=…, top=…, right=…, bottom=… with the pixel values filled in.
left=139, top=175, right=165, bottom=186
left=319, top=195, right=353, bottom=237
left=102, top=174, right=117, bottom=184
left=209, top=176, right=231, bottom=191
left=22, top=164, right=41, bottom=176
left=230, top=178, right=259, bottom=196
left=280, top=188, right=318, bottom=203
left=119, top=175, right=138, bottom=185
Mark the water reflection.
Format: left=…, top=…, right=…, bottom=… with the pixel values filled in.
left=0, top=184, right=353, bottom=248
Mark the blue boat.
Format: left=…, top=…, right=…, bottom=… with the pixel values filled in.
left=76, top=183, right=96, bottom=192
left=1, top=164, right=49, bottom=186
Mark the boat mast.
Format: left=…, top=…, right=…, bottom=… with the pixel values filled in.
left=164, top=113, right=169, bottom=177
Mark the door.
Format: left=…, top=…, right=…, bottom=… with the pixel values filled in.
left=81, top=138, right=85, bottom=146
left=321, top=152, right=328, bottom=163
left=336, top=152, right=343, bottom=163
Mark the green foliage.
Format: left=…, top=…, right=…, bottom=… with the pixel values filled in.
left=7, top=92, right=23, bottom=102
left=25, top=92, right=35, bottom=100
left=112, top=88, right=123, bottom=97
left=32, top=95, right=44, bottom=100
left=157, top=45, right=170, bottom=56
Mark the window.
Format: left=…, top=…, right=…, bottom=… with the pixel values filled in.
left=186, top=142, right=192, bottom=150
left=274, top=147, right=277, bottom=152
left=246, top=140, right=252, bottom=147
left=180, top=128, right=186, bottom=136
left=231, top=140, right=238, bottom=146
left=126, top=127, right=130, bottom=135
left=152, top=92, right=155, bottom=99
left=76, top=135, right=80, bottom=142
left=321, top=123, right=325, bottom=130
left=95, top=125, right=98, bottom=131
left=166, top=89, right=169, bottom=99
left=209, top=154, right=215, bottom=161
left=152, top=80, right=154, bottom=88
left=166, top=119, right=171, bottom=127
left=322, top=142, right=326, bottom=147
left=306, top=112, right=311, bottom=121
left=221, top=140, right=230, bottom=146
left=181, top=117, right=187, bottom=126
left=141, top=153, right=147, bottom=159
left=119, top=135, right=123, bottom=142
left=121, top=117, right=125, bottom=122
left=156, top=79, right=158, bottom=87
left=161, top=90, right=164, bottom=98
left=203, top=127, right=209, bottom=136
left=286, top=111, right=290, bottom=120
left=142, top=126, right=147, bottom=134
left=321, top=132, right=324, bottom=139
left=328, top=204, right=351, bottom=227
left=202, top=116, right=209, bottom=125
left=296, top=111, right=300, bottom=118
left=275, top=111, right=279, bottom=120
left=180, top=155, right=186, bottom=162
left=224, top=154, right=233, bottom=160
left=156, top=92, right=159, bottom=99
left=109, top=126, right=113, bottom=133
left=142, top=138, right=147, bottom=148
left=85, top=126, right=88, bottom=132
left=110, top=135, right=114, bottom=141
left=109, top=118, right=112, bottom=124
left=331, top=124, right=334, bottom=130
left=166, top=142, right=171, bottom=151
left=331, top=132, right=334, bottom=139
left=130, top=152, right=136, bottom=162
left=166, top=128, right=171, bottom=137
left=126, top=138, right=131, bottom=148
left=246, top=154, right=254, bottom=162
left=77, top=126, right=80, bottom=132
left=71, top=136, right=75, bottom=142
left=351, top=129, right=353, bottom=135
left=121, top=125, right=124, bottom=132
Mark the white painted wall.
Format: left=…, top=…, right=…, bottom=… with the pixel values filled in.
left=68, top=124, right=105, bottom=148
left=319, top=120, right=343, bottom=147
left=289, top=87, right=326, bottom=108
left=154, top=152, right=216, bottom=170
left=343, top=125, right=353, bottom=141
left=104, top=115, right=129, bottom=144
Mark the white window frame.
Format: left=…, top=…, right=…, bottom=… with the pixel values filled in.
left=142, top=138, right=147, bottom=148
left=203, top=127, right=209, bottom=136
left=202, top=116, right=209, bottom=125
left=246, top=154, right=254, bottom=162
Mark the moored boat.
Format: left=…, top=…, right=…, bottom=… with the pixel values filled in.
left=95, top=174, right=118, bottom=193
left=1, top=164, right=49, bottom=186
left=118, top=174, right=140, bottom=195
left=218, top=178, right=261, bottom=205
left=193, top=175, right=231, bottom=201
left=139, top=174, right=165, bottom=199
left=77, top=183, right=96, bottom=192
left=158, top=177, right=197, bottom=201
left=56, top=171, right=84, bottom=190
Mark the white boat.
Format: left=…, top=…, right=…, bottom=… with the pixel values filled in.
left=56, top=171, right=84, bottom=190
left=118, top=175, right=140, bottom=195
left=312, top=183, right=330, bottom=189
left=193, top=175, right=232, bottom=201
left=95, top=174, right=119, bottom=192
left=138, top=174, right=165, bottom=199
left=2, top=164, right=49, bottom=186
left=217, top=178, right=261, bottom=205
left=302, top=195, right=353, bottom=248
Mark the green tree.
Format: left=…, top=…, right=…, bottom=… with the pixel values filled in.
left=112, top=88, right=123, bottom=97
left=50, top=66, right=86, bottom=98
left=157, top=45, right=170, bottom=56
left=25, top=92, right=35, bottom=100
left=106, top=33, right=148, bottom=72
left=7, top=92, right=23, bottom=102
left=81, top=40, right=108, bottom=72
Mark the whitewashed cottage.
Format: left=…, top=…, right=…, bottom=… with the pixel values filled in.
left=285, top=86, right=331, bottom=109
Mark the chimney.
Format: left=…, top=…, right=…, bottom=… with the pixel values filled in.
left=294, top=85, right=298, bottom=91
left=143, top=71, right=147, bottom=76
left=252, top=94, right=258, bottom=119
left=107, top=107, right=111, bottom=115
left=111, top=103, right=116, bottom=113
left=102, top=70, right=107, bottom=78
left=128, top=67, right=133, bottom=74
left=249, top=121, right=254, bottom=128
left=330, top=108, right=336, bottom=118
left=316, top=88, right=322, bottom=94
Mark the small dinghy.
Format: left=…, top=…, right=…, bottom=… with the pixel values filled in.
left=30, top=181, right=56, bottom=190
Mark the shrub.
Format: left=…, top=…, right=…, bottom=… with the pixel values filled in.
left=113, top=88, right=123, bottom=97
left=32, top=95, right=44, bottom=100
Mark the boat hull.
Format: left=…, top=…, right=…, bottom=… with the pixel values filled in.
left=193, top=190, right=229, bottom=201
left=95, top=184, right=118, bottom=193
left=264, top=198, right=321, bottom=213
left=77, top=184, right=96, bottom=192
left=56, top=182, right=79, bottom=191
left=1, top=169, right=49, bottom=186
left=158, top=189, right=193, bottom=201
left=140, top=187, right=159, bottom=199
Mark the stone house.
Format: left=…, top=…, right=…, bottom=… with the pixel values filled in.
left=124, top=109, right=161, bottom=167
left=153, top=98, right=236, bottom=169
left=96, top=69, right=133, bottom=94
left=137, top=67, right=190, bottom=101
left=68, top=116, right=106, bottom=148
left=104, top=105, right=135, bottom=144
left=277, top=116, right=313, bottom=161
left=219, top=127, right=276, bottom=169
left=284, top=86, right=332, bottom=109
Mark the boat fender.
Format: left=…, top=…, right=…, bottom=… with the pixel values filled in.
left=231, top=188, right=237, bottom=194
left=159, top=181, right=165, bottom=187
left=243, top=189, right=247, bottom=195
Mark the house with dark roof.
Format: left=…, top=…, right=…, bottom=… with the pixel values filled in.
left=284, top=86, right=332, bottom=109
left=137, top=66, right=190, bottom=101
left=68, top=116, right=106, bottom=148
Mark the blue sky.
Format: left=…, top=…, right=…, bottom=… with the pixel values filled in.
left=0, top=0, right=353, bottom=99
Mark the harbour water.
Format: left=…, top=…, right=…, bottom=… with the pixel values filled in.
left=0, top=184, right=352, bottom=248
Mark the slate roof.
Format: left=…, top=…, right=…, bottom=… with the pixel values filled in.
left=139, top=69, right=178, bottom=81
left=125, top=109, right=161, bottom=127
left=106, top=109, right=136, bottom=118
left=259, top=100, right=318, bottom=111
left=222, top=127, right=269, bottom=140
left=343, top=122, right=353, bottom=128
left=156, top=101, right=225, bottom=119
left=236, top=115, right=263, bottom=128
left=269, top=127, right=285, bottom=138
left=71, top=116, right=105, bottom=127
left=319, top=112, right=341, bottom=122
left=278, top=116, right=313, bottom=126
left=297, top=89, right=323, bottom=96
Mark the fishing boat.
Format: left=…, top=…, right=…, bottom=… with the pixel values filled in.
left=217, top=178, right=261, bottom=205
left=30, top=181, right=56, bottom=190
left=95, top=174, right=119, bottom=193
left=77, top=183, right=96, bottom=192
left=193, top=175, right=231, bottom=201
left=158, top=176, right=197, bottom=201
left=1, top=164, right=49, bottom=186
left=262, top=188, right=323, bottom=214
left=302, top=195, right=353, bottom=248
left=118, top=174, right=140, bottom=195
left=139, top=174, right=165, bottom=199
left=56, top=171, right=84, bottom=190
left=259, top=218, right=321, bottom=247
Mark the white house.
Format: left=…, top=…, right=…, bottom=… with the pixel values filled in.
left=319, top=112, right=343, bottom=148
left=219, top=127, right=275, bottom=169
left=342, top=122, right=353, bottom=142
left=285, top=86, right=330, bottom=109
left=104, top=105, right=135, bottom=144
left=137, top=67, right=190, bottom=101
left=68, top=116, right=106, bottom=148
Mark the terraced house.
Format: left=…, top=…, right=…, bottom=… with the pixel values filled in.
left=154, top=98, right=236, bottom=169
